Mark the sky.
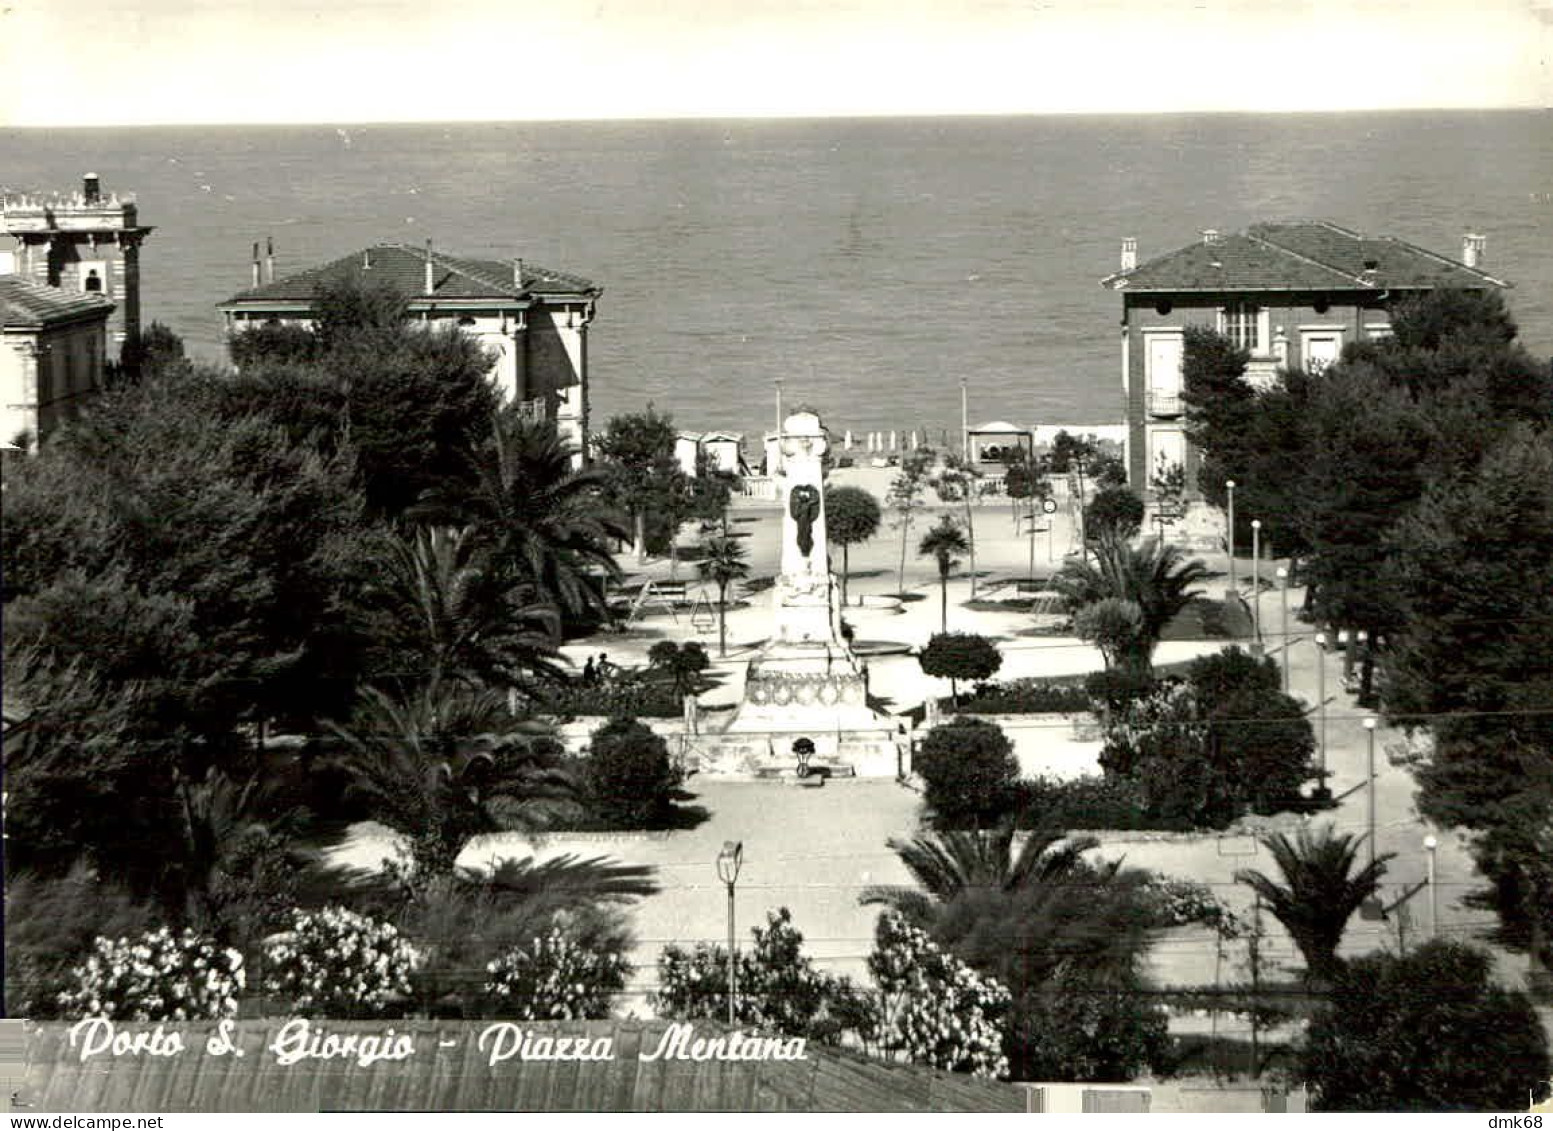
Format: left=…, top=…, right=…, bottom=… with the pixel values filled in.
left=2, top=0, right=1549, bottom=127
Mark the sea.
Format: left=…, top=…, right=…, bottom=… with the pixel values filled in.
left=3, top=111, right=1549, bottom=445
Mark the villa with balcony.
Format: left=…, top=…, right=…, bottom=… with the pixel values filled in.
left=1101, top=221, right=1508, bottom=496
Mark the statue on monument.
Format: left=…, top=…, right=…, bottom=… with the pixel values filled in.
left=789, top=484, right=821, bottom=557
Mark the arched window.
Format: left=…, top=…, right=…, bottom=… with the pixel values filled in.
left=84, top=269, right=103, bottom=294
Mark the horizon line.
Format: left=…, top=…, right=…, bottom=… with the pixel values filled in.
left=5, top=103, right=1549, bottom=131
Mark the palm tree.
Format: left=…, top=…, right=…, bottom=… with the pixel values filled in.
left=863, top=826, right=1152, bottom=994
left=696, top=534, right=749, bottom=657
left=861, top=826, right=1107, bottom=928
left=323, top=682, right=579, bottom=883
left=1235, top=824, right=1394, bottom=987
left=1053, top=536, right=1209, bottom=672
left=370, top=525, right=566, bottom=697
left=918, top=515, right=970, bottom=632
left=413, top=407, right=629, bottom=619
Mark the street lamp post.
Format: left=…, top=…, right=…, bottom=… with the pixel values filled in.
left=1250, top=520, right=1263, bottom=646
left=1424, top=834, right=1439, bottom=940
left=1314, top=632, right=1329, bottom=799
left=1276, top=566, right=1290, bottom=693
left=1225, top=479, right=1237, bottom=600
left=1363, top=717, right=1378, bottom=871
left=716, top=841, right=744, bottom=1027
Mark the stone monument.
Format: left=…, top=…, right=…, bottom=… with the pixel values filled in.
left=697, top=409, right=900, bottom=777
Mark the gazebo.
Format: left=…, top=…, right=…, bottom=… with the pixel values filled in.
left=965, top=421, right=1034, bottom=466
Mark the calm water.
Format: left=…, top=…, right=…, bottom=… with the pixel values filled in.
left=4, top=112, right=1549, bottom=442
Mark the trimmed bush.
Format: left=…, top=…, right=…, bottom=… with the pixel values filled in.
left=959, top=678, right=1093, bottom=715
left=918, top=632, right=1003, bottom=702
left=1012, top=774, right=1187, bottom=832
left=915, top=717, right=1020, bottom=828
left=584, top=717, right=683, bottom=829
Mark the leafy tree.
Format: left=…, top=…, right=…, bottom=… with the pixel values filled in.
left=914, top=717, right=1019, bottom=828
left=886, top=448, right=936, bottom=596
left=118, top=321, right=188, bottom=383
left=918, top=515, right=969, bottom=631
left=594, top=407, right=693, bottom=561
left=2, top=368, right=371, bottom=733
left=1300, top=941, right=1550, bottom=1112
left=824, top=485, right=881, bottom=608
left=1084, top=486, right=1144, bottom=547
left=1383, top=430, right=1553, bottom=974
left=1053, top=537, right=1208, bottom=674
left=412, top=407, right=627, bottom=621
left=646, top=640, right=710, bottom=699
left=696, top=534, right=749, bottom=657
left=1180, top=326, right=1256, bottom=510
left=584, top=717, right=684, bottom=830
left=1099, top=659, right=1317, bottom=827
left=933, top=454, right=983, bottom=599
left=323, top=684, right=577, bottom=882
left=1234, top=824, right=1393, bottom=988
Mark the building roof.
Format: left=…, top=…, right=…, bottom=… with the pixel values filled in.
left=969, top=420, right=1030, bottom=435
left=223, top=243, right=600, bottom=307
left=1101, top=221, right=1508, bottom=293
left=0, top=276, right=116, bottom=330
left=17, top=1021, right=1028, bottom=1113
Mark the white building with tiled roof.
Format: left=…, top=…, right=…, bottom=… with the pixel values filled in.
left=220, top=241, right=602, bottom=461
left=1100, top=221, right=1508, bottom=494
left=1, top=275, right=115, bottom=450
left=0, top=174, right=152, bottom=357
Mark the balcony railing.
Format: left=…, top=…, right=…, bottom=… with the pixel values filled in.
left=1147, top=391, right=1183, bottom=417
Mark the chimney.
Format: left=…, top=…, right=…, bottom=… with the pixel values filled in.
left=1361, top=257, right=1379, bottom=285
left=251, top=241, right=261, bottom=288
left=83, top=173, right=101, bottom=204
left=1462, top=233, right=1485, bottom=269
left=1201, top=229, right=1220, bottom=245
left=362, top=248, right=373, bottom=270
left=512, top=257, right=524, bottom=289
left=265, top=237, right=275, bottom=283
left=1120, top=238, right=1137, bottom=272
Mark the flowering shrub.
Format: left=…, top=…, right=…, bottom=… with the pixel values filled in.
left=1148, top=878, right=1229, bottom=929
left=263, top=906, right=419, bottom=1017
left=484, top=926, right=629, bottom=1020
left=868, top=911, right=1010, bottom=1078
left=57, top=927, right=245, bottom=1021
left=655, top=908, right=863, bottom=1042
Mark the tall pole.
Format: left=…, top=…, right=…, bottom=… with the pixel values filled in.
left=726, top=881, right=736, bottom=1026
left=960, top=377, right=969, bottom=459
left=1277, top=566, right=1290, bottom=693
left=1424, top=835, right=1439, bottom=940
left=1251, top=520, right=1262, bottom=645
left=774, top=381, right=784, bottom=475
left=1363, top=717, right=1378, bottom=871
left=1226, top=479, right=1237, bottom=599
